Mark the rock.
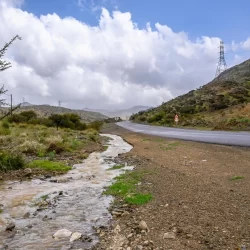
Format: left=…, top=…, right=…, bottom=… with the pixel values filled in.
left=70, top=232, right=82, bottom=242
left=6, top=222, right=15, bottom=231
left=23, top=168, right=32, bottom=177
left=163, top=232, right=176, bottom=239
left=135, top=246, right=143, bottom=250
left=53, top=229, right=72, bottom=239
left=127, top=233, right=133, bottom=239
left=114, top=225, right=121, bottom=234
left=138, top=220, right=148, bottom=231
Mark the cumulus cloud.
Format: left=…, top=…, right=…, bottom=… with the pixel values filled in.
left=0, top=0, right=249, bottom=109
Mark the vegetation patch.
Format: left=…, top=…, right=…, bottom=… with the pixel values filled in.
left=28, top=160, right=71, bottom=172
left=230, top=176, right=244, bottom=181
left=160, top=141, right=181, bottom=151
left=107, top=164, right=125, bottom=170
left=104, top=171, right=152, bottom=205
left=0, top=152, right=24, bottom=172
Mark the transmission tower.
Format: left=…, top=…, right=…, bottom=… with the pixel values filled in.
left=215, top=40, right=227, bottom=77
left=58, top=100, right=61, bottom=107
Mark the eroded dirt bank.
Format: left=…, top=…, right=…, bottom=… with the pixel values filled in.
left=96, top=124, right=250, bottom=250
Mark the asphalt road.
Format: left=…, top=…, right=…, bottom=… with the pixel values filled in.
left=117, top=121, right=250, bottom=147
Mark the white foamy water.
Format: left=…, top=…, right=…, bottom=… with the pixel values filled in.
left=0, top=134, right=133, bottom=250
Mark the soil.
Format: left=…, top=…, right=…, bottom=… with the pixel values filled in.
left=96, top=124, right=250, bottom=250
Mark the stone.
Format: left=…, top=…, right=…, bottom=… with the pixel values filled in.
left=53, top=229, right=72, bottom=239
left=5, top=222, right=15, bottom=231
left=23, top=168, right=32, bottom=177
left=70, top=232, right=82, bottom=242
left=163, top=232, right=176, bottom=239
left=127, top=233, right=133, bottom=239
left=138, top=220, right=148, bottom=231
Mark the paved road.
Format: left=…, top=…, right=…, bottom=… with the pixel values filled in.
left=117, top=121, right=250, bottom=147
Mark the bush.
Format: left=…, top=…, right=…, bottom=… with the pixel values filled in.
left=0, top=152, right=25, bottom=172
left=18, top=140, right=46, bottom=155
left=87, top=121, right=103, bottom=131
left=45, top=135, right=63, bottom=145
left=47, top=143, right=65, bottom=154
left=2, top=120, right=10, bottom=129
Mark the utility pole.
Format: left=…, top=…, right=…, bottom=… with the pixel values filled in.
left=215, top=40, right=227, bottom=77
left=58, top=100, right=61, bottom=107
left=10, top=94, right=13, bottom=117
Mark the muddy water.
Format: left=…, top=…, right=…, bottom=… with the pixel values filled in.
left=0, top=134, right=133, bottom=250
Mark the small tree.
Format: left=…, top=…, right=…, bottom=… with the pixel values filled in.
left=0, top=35, right=21, bottom=107
left=0, top=35, right=21, bottom=72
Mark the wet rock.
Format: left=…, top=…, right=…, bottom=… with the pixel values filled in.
left=6, top=222, right=15, bottom=231
left=53, top=229, right=72, bottom=239
left=138, top=220, right=148, bottom=231
left=163, top=232, right=176, bottom=239
left=82, top=236, right=92, bottom=242
left=70, top=232, right=82, bottom=242
left=23, top=168, right=32, bottom=177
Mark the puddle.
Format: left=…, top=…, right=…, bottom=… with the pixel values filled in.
left=0, top=134, right=133, bottom=250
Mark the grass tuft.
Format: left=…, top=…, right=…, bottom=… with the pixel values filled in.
left=230, top=176, right=244, bottom=181
left=107, top=164, right=125, bottom=170
left=28, top=160, right=71, bottom=172
left=104, top=170, right=152, bottom=205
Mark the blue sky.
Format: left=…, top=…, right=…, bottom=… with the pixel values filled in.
left=1, top=0, right=249, bottom=108
left=22, top=0, right=250, bottom=44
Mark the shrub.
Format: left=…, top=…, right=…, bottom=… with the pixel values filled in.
left=18, top=140, right=46, bottom=155
left=47, top=143, right=65, bottom=154
left=88, top=121, right=103, bottom=131
left=0, top=127, right=10, bottom=136
left=45, top=135, right=63, bottom=145
left=0, top=152, right=25, bottom=172
left=2, top=120, right=10, bottom=129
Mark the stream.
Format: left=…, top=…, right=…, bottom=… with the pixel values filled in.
left=0, top=134, right=133, bottom=250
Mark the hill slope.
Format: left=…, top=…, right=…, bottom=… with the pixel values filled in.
left=131, top=59, right=250, bottom=130
left=1, top=105, right=107, bottom=122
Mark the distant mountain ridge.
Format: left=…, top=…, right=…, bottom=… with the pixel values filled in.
left=1, top=105, right=107, bottom=122
left=131, top=58, right=250, bottom=130
left=84, top=106, right=152, bottom=120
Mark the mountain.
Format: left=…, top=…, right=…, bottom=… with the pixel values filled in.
left=12, top=105, right=107, bottom=122
left=20, top=102, right=33, bottom=107
left=131, top=59, right=250, bottom=130
left=84, top=106, right=152, bottom=120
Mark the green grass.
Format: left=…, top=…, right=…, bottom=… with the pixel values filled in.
left=0, top=152, right=25, bottom=172
left=107, top=164, right=125, bottom=170
left=230, top=176, right=244, bottom=181
left=104, top=170, right=152, bottom=205
left=28, top=160, right=71, bottom=172
left=40, top=194, right=49, bottom=200
left=125, top=193, right=152, bottom=205
left=142, top=138, right=151, bottom=141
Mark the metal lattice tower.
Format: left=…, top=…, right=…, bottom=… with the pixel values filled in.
left=215, top=40, right=227, bottom=77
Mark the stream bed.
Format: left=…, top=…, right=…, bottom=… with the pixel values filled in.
left=0, top=134, right=133, bottom=250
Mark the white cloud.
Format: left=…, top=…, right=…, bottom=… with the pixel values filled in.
left=0, top=0, right=249, bottom=109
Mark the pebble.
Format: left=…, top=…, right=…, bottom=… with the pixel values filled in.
left=70, top=232, right=82, bottom=242
left=138, top=220, right=148, bottom=231
left=163, top=232, right=176, bottom=239
left=53, top=229, right=72, bottom=239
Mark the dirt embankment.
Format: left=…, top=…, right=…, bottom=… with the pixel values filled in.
left=96, top=124, right=250, bottom=250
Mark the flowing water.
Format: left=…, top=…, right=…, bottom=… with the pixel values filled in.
left=0, top=134, right=133, bottom=250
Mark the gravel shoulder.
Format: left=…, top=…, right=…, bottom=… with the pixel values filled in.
left=97, top=124, right=250, bottom=250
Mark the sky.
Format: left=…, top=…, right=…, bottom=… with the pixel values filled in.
left=0, top=0, right=250, bottom=110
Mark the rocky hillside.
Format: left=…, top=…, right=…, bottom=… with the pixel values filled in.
left=0, top=105, right=107, bottom=122
left=131, top=59, right=250, bottom=130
